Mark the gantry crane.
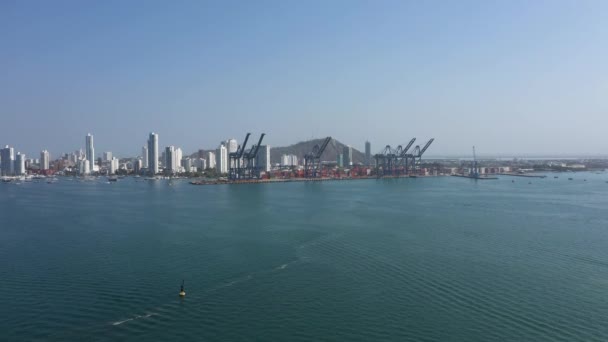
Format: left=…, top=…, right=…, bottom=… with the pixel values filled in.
left=228, top=133, right=250, bottom=180
left=411, top=138, right=434, bottom=174
left=243, top=133, right=265, bottom=178
left=304, top=137, right=332, bottom=178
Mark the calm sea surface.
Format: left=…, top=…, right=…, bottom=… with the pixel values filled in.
left=1, top=173, right=608, bottom=341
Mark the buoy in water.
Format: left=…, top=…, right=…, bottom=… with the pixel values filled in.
left=179, top=280, right=186, bottom=297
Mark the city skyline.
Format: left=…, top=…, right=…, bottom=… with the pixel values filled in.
left=3, top=131, right=608, bottom=167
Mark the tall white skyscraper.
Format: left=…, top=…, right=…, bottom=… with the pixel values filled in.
left=207, top=151, right=216, bottom=169
left=216, top=144, right=228, bottom=174
left=256, top=145, right=271, bottom=172
left=147, top=132, right=159, bottom=175
left=175, top=147, right=183, bottom=173
left=142, top=145, right=148, bottom=168
left=1, top=145, right=15, bottom=176
left=40, top=150, right=50, bottom=170
left=86, top=133, right=95, bottom=171
left=15, top=153, right=26, bottom=175
left=110, top=157, right=119, bottom=174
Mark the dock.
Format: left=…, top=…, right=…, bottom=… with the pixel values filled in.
left=451, top=174, right=498, bottom=180
left=498, top=173, right=547, bottom=178
left=190, top=175, right=429, bottom=186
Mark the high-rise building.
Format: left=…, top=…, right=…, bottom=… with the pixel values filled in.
left=197, top=158, right=207, bottom=170
left=40, top=150, right=50, bottom=170
left=182, top=158, right=193, bottom=172
left=207, top=151, right=216, bottom=169
left=147, top=132, right=159, bottom=175
left=256, top=145, right=271, bottom=172
left=142, top=146, right=148, bottom=169
left=365, top=141, right=371, bottom=166
left=134, top=159, right=143, bottom=174
left=337, top=153, right=344, bottom=168
left=15, top=153, right=26, bottom=175
left=86, top=133, right=95, bottom=171
left=343, top=145, right=353, bottom=167
left=281, top=154, right=298, bottom=167
left=226, top=139, right=238, bottom=154
left=1, top=145, right=15, bottom=176
left=216, top=144, right=228, bottom=174
left=79, top=159, right=90, bottom=175
left=175, top=147, right=183, bottom=173
left=110, top=157, right=119, bottom=174
left=165, top=146, right=176, bottom=173
left=103, top=152, right=112, bottom=161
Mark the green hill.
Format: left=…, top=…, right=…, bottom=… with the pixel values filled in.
left=269, top=138, right=365, bottom=165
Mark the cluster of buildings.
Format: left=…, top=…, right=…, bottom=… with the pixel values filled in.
left=281, top=154, right=298, bottom=167
left=2, top=132, right=272, bottom=177
left=0, top=145, right=51, bottom=176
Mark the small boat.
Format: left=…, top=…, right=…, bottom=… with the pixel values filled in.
left=554, top=176, right=558, bottom=179
left=108, top=177, right=118, bottom=182
left=179, top=280, right=186, bottom=297
left=568, top=178, right=573, bottom=180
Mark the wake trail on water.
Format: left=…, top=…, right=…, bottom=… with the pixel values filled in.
left=110, top=259, right=299, bottom=327
left=112, top=313, right=155, bottom=326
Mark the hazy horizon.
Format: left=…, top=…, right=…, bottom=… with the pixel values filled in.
left=2, top=1, right=607, bottom=158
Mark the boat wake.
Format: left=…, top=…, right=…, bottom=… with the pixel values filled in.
left=112, top=313, right=155, bottom=326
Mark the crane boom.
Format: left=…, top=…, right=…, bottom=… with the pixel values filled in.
left=316, top=137, right=332, bottom=158
left=247, top=133, right=265, bottom=159
left=419, top=138, right=434, bottom=156
left=237, top=133, right=251, bottom=158
left=400, top=138, right=416, bottom=156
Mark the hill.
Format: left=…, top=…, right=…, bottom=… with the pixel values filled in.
left=270, top=138, right=365, bottom=165
left=189, top=138, right=366, bottom=166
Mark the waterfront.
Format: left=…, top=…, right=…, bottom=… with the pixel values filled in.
left=1, top=172, right=608, bottom=341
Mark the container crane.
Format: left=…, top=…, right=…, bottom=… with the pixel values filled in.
left=304, top=137, right=332, bottom=178
left=470, top=146, right=479, bottom=178
left=228, top=133, right=250, bottom=180
left=398, top=138, right=416, bottom=175
left=412, top=138, right=434, bottom=174
left=374, top=145, right=397, bottom=177
left=243, top=133, right=265, bottom=178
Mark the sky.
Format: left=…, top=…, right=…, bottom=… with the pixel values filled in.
left=1, top=0, right=607, bottom=158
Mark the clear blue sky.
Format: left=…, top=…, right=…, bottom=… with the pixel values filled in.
left=1, top=0, right=607, bottom=158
